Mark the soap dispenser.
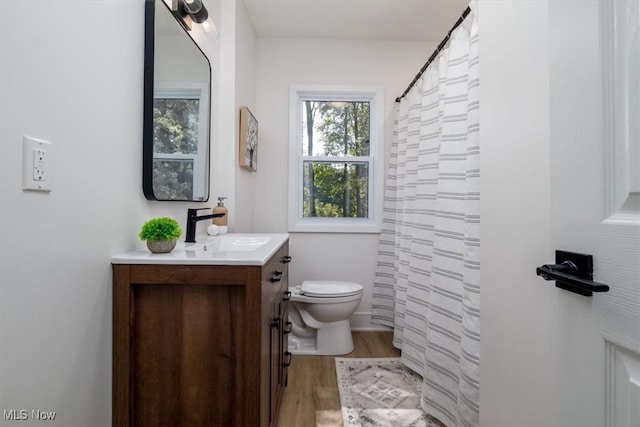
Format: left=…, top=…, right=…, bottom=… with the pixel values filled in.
left=213, top=197, right=228, bottom=234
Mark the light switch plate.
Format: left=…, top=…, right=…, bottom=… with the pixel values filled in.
left=23, top=136, right=52, bottom=192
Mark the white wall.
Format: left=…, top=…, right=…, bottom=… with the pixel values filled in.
left=478, top=1, right=555, bottom=425
left=210, top=0, right=238, bottom=233
left=254, top=38, right=434, bottom=328
left=233, top=0, right=257, bottom=232
left=0, top=0, right=226, bottom=425
left=207, top=0, right=259, bottom=234
left=0, top=1, right=145, bottom=425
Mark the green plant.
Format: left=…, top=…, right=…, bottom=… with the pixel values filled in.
left=139, top=217, right=182, bottom=241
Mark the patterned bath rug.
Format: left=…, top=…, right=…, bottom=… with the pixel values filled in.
left=335, top=357, right=431, bottom=427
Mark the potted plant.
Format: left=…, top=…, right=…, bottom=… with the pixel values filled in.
left=139, top=217, right=182, bottom=253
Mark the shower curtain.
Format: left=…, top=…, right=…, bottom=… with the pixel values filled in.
left=372, top=8, right=480, bottom=427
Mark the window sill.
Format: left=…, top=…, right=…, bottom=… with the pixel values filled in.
left=288, top=218, right=381, bottom=234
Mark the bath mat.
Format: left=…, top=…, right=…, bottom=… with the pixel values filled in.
left=335, top=357, right=431, bottom=427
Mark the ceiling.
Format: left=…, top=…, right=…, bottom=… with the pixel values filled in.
left=242, top=0, right=470, bottom=42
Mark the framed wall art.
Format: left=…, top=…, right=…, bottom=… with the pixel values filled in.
left=239, top=106, right=258, bottom=171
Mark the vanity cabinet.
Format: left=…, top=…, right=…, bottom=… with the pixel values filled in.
left=112, top=241, right=290, bottom=427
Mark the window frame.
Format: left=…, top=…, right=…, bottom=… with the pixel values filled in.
left=288, top=84, right=385, bottom=233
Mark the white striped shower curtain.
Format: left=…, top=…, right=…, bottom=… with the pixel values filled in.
left=372, top=9, right=480, bottom=427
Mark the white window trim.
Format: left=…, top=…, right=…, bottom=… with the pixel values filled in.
left=288, top=84, right=385, bottom=233
left=154, top=81, right=209, bottom=200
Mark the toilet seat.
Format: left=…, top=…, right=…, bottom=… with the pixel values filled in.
left=300, top=280, right=363, bottom=298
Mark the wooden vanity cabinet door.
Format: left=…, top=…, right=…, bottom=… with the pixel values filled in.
left=281, top=249, right=292, bottom=394
left=280, top=301, right=291, bottom=390
left=274, top=249, right=291, bottom=424
left=263, top=245, right=289, bottom=425
left=261, top=242, right=289, bottom=427
left=113, top=264, right=260, bottom=427
left=269, top=305, right=280, bottom=425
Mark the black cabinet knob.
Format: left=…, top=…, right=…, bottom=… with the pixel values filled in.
left=283, top=351, right=292, bottom=367
left=271, top=270, right=283, bottom=283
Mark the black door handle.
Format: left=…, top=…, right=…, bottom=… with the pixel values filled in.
left=536, top=264, right=609, bottom=296
left=536, top=250, right=610, bottom=297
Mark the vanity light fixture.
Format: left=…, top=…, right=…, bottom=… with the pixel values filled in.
left=181, top=0, right=208, bottom=23
left=172, top=0, right=211, bottom=31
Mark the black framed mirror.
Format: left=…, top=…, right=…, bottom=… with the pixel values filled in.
left=143, top=0, right=212, bottom=201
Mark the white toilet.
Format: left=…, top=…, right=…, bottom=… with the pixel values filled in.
left=288, top=280, right=363, bottom=355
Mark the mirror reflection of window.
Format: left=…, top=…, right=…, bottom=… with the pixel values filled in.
left=152, top=85, right=208, bottom=200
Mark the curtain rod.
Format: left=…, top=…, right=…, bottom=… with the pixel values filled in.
left=395, top=6, right=472, bottom=103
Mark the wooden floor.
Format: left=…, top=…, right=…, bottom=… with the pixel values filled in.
left=275, top=331, right=400, bottom=427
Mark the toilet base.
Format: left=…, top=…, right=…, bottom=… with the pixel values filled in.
left=287, top=335, right=318, bottom=355
left=288, top=319, right=354, bottom=355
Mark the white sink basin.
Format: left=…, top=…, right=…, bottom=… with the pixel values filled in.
left=111, top=233, right=289, bottom=266
left=185, top=235, right=272, bottom=254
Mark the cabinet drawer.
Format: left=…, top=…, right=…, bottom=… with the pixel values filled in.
left=262, top=243, right=290, bottom=289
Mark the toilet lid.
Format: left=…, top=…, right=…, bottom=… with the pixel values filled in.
left=300, top=281, right=363, bottom=298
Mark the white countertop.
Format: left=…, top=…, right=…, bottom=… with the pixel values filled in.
left=111, top=233, right=289, bottom=266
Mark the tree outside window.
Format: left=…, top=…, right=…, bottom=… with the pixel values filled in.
left=302, top=100, right=370, bottom=218
left=153, top=95, right=200, bottom=200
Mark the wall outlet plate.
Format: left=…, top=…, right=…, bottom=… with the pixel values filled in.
left=23, top=136, right=52, bottom=192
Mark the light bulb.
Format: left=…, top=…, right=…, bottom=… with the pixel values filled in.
left=201, top=18, right=218, bottom=35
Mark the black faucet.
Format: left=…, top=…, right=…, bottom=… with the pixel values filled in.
left=185, top=208, right=226, bottom=243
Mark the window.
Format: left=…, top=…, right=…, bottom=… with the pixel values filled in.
left=153, top=83, right=209, bottom=200
left=289, top=85, right=384, bottom=232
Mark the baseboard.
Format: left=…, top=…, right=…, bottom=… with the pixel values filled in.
left=350, top=311, right=392, bottom=331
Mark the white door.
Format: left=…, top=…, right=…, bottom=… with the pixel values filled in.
left=549, top=1, right=640, bottom=426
